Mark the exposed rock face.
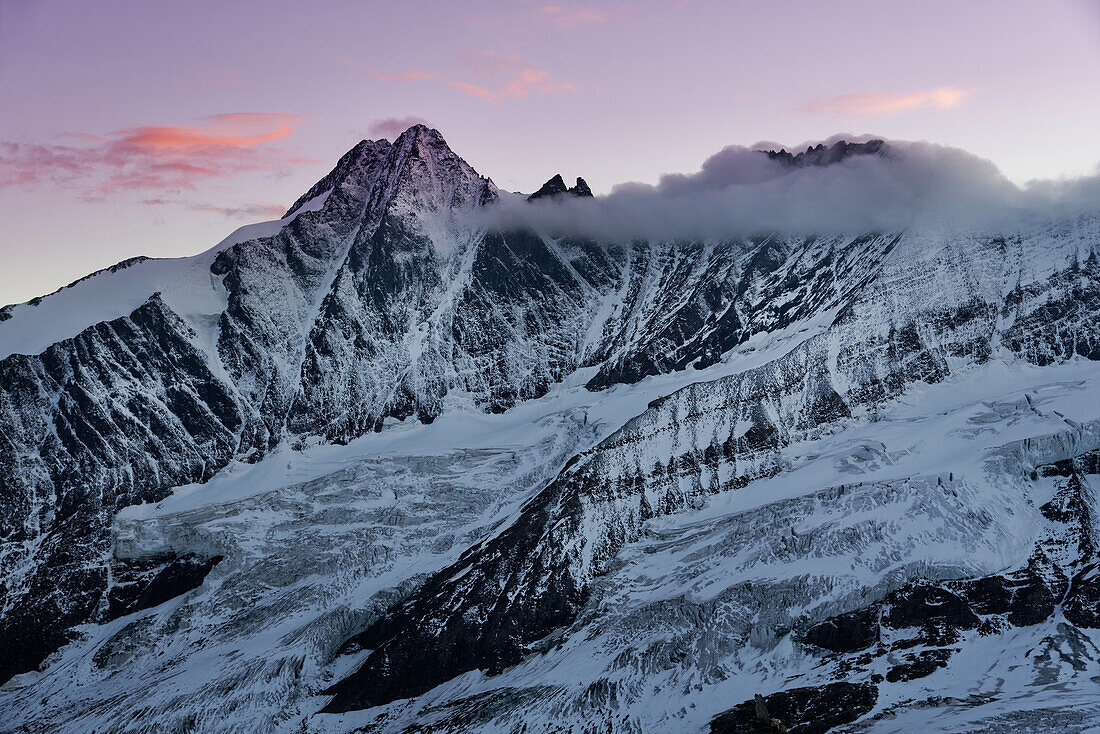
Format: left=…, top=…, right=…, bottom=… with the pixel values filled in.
left=766, top=138, right=887, bottom=167
left=106, top=553, right=224, bottom=620
left=583, top=233, right=902, bottom=389
left=803, top=606, right=880, bottom=653
left=0, top=294, right=241, bottom=681
left=2, top=127, right=1100, bottom=733
left=710, top=682, right=878, bottom=734
left=527, top=174, right=593, bottom=200
left=527, top=173, right=569, bottom=199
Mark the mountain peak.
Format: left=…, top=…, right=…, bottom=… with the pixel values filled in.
left=390, top=124, right=461, bottom=172
left=392, top=122, right=445, bottom=147
left=528, top=174, right=594, bottom=201
left=765, top=138, right=886, bottom=168
left=283, top=124, right=493, bottom=221
left=384, top=125, right=496, bottom=216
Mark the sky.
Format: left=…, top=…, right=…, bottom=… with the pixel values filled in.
left=2, top=0, right=1100, bottom=304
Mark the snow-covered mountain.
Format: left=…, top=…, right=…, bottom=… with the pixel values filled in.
left=2, top=125, right=1099, bottom=733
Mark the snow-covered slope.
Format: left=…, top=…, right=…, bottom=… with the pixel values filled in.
left=2, top=126, right=1100, bottom=733
left=321, top=222, right=1100, bottom=716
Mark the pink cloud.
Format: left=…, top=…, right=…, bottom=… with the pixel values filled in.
left=367, top=69, right=437, bottom=83
left=503, top=68, right=575, bottom=98
left=120, top=112, right=294, bottom=150
left=0, top=112, right=309, bottom=195
left=0, top=142, right=96, bottom=186
left=341, top=52, right=574, bottom=106
left=450, top=81, right=502, bottom=103
left=802, top=86, right=975, bottom=118
left=454, top=50, right=574, bottom=103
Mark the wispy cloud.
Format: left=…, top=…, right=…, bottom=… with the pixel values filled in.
left=141, top=197, right=287, bottom=220
left=450, top=81, right=501, bottom=103
left=122, top=113, right=294, bottom=150
left=503, top=68, right=575, bottom=98
left=801, top=86, right=975, bottom=118
left=366, top=116, right=433, bottom=139
left=182, top=200, right=288, bottom=219
left=0, top=113, right=309, bottom=197
left=366, top=69, right=437, bottom=83
left=343, top=52, right=574, bottom=106
left=453, top=50, right=574, bottom=103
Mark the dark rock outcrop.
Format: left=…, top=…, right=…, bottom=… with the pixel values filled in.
left=766, top=139, right=886, bottom=168
left=527, top=174, right=593, bottom=200
left=106, top=553, right=223, bottom=620
left=803, top=607, right=880, bottom=653
left=709, top=682, right=878, bottom=734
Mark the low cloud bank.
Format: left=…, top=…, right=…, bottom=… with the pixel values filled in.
left=470, top=139, right=1100, bottom=241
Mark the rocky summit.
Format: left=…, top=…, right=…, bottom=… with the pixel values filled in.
left=3, top=124, right=1100, bottom=733
left=526, top=173, right=594, bottom=200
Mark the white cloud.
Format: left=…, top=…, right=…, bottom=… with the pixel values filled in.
left=469, top=138, right=1100, bottom=241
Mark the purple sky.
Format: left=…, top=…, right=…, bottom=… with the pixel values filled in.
left=2, top=0, right=1100, bottom=304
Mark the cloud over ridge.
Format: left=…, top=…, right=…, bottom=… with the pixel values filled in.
left=469, top=137, right=1100, bottom=241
